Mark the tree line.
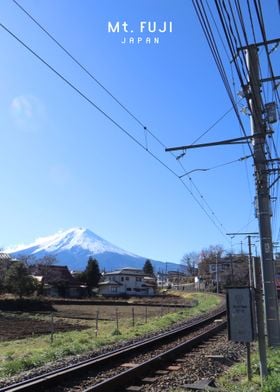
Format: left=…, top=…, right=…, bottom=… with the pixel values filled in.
left=181, top=244, right=250, bottom=289
left=0, top=255, right=155, bottom=298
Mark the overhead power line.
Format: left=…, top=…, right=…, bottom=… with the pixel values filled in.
left=0, top=21, right=231, bottom=242
left=192, top=0, right=254, bottom=157
left=11, top=0, right=166, bottom=150
left=10, top=0, right=244, bottom=242
left=0, top=22, right=178, bottom=178
left=11, top=0, right=237, bottom=242
left=179, top=154, right=252, bottom=178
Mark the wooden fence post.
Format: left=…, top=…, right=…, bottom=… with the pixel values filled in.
left=50, top=313, right=54, bottom=343
left=95, top=309, right=99, bottom=337
left=116, top=307, right=119, bottom=331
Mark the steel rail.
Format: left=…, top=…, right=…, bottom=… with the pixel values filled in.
left=84, top=320, right=227, bottom=391
left=0, top=308, right=226, bottom=392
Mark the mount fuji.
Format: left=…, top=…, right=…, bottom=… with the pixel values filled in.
left=6, top=227, right=179, bottom=272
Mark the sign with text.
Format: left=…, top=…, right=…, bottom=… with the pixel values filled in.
left=227, top=287, right=255, bottom=342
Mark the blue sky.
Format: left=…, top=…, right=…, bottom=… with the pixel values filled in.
left=0, top=0, right=279, bottom=263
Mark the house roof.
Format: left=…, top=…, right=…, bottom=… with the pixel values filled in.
left=0, top=253, right=12, bottom=262
left=99, top=280, right=123, bottom=287
left=33, top=265, right=75, bottom=284
left=104, top=268, right=146, bottom=277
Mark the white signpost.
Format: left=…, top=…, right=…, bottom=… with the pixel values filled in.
left=227, top=287, right=255, bottom=381
left=227, top=287, right=255, bottom=342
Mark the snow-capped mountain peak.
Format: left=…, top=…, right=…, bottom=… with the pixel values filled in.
left=6, top=227, right=179, bottom=272
left=5, top=227, right=152, bottom=271
left=6, top=227, right=136, bottom=257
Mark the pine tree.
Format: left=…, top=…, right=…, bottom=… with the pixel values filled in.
left=84, top=257, right=101, bottom=294
left=143, top=259, right=154, bottom=276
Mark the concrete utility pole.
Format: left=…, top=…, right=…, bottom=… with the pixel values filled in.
left=254, top=256, right=268, bottom=379
left=246, top=45, right=280, bottom=347
left=227, top=232, right=267, bottom=378
left=165, top=42, right=280, bottom=347
left=247, top=236, right=253, bottom=288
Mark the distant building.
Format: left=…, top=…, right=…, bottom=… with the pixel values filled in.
left=197, top=253, right=250, bottom=292
left=0, top=253, right=14, bottom=276
left=98, top=267, right=156, bottom=296
left=156, top=271, right=170, bottom=288
left=0, top=253, right=13, bottom=262
left=32, top=265, right=86, bottom=298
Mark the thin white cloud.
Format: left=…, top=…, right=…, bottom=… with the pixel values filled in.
left=10, top=95, right=46, bottom=132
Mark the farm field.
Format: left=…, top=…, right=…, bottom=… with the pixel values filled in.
left=0, top=292, right=222, bottom=380
left=0, top=313, right=87, bottom=341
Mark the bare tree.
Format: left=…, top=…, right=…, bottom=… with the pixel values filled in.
left=16, top=254, right=36, bottom=267
left=198, top=245, right=224, bottom=279
left=35, top=255, right=57, bottom=274
left=181, top=251, right=199, bottom=276
left=38, top=255, right=57, bottom=266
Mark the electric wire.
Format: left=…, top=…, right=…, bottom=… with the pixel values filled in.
left=176, top=159, right=229, bottom=235
left=11, top=0, right=235, bottom=241
left=0, top=21, right=231, bottom=242
left=11, top=0, right=167, bottom=151
left=192, top=0, right=256, bottom=233
left=0, top=22, right=178, bottom=179
left=192, top=0, right=259, bottom=237
left=252, top=0, right=280, bottom=240
left=254, top=0, right=280, bottom=109
left=190, top=103, right=237, bottom=146
left=193, top=0, right=253, bottom=157
left=179, top=154, right=252, bottom=178
left=211, top=0, right=278, bottom=211
left=192, top=0, right=280, bottom=242
left=246, top=0, right=257, bottom=44
left=230, top=51, right=254, bottom=204
left=14, top=0, right=276, bottom=245
left=205, top=0, right=231, bottom=63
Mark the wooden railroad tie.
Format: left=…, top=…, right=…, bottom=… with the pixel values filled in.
left=121, top=362, right=138, bottom=368
left=167, top=365, right=181, bottom=371
left=126, top=386, right=143, bottom=391
left=155, top=369, right=169, bottom=375
left=142, top=377, right=158, bottom=383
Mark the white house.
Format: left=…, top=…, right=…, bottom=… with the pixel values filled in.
left=98, top=268, right=156, bottom=296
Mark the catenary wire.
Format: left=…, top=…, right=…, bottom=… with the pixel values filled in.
left=0, top=22, right=178, bottom=178
left=0, top=21, right=232, bottom=242
left=11, top=0, right=238, bottom=241
left=193, top=0, right=254, bottom=157
left=11, top=0, right=167, bottom=150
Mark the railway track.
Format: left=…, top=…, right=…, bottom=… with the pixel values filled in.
left=0, top=308, right=226, bottom=392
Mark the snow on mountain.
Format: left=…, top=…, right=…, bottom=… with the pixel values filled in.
left=6, top=227, right=178, bottom=272
left=6, top=228, right=136, bottom=257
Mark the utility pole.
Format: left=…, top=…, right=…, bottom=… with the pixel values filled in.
left=248, top=236, right=253, bottom=288
left=254, top=255, right=268, bottom=379
left=246, top=44, right=280, bottom=347
left=227, top=232, right=259, bottom=288
left=165, top=42, right=280, bottom=347
left=227, top=232, right=267, bottom=378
